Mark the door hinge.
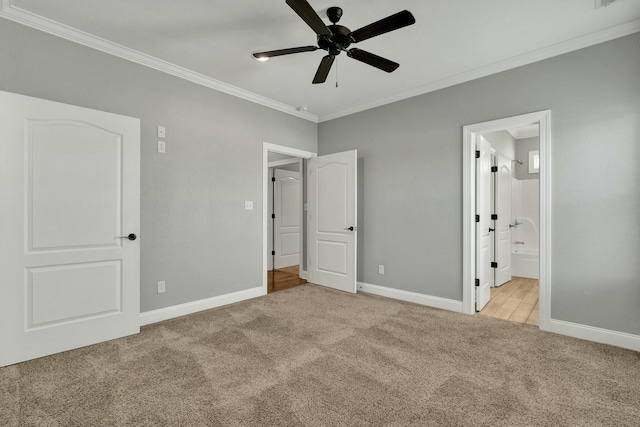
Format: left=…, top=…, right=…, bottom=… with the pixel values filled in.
left=271, top=214, right=275, bottom=219
left=491, top=262, right=498, bottom=268
left=475, top=150, right=480, bottom=159
left=475, top=215, right=480, bottom=223
left=491, top=214, right=498, bottom=220
left=491, top=166, right=498, bottom=172
left=272, top=250, right=275, bottom=256
left=475, top=278, right=480, bottom=287
left=271, top=177, right=275, bottom=182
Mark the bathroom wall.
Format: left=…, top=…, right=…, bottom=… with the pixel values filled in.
left=482, top=130, right=516, bottom=160
left=515, top=137, right=540, bottom=180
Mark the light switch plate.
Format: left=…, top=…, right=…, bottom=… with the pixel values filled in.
left=244, top=200, right=253, bottom=210
left=157, top=126, right=166, bottom=138
left=378, top=265, right=385, bottom=275
left=157, top=281, right=166, bottom=293
left=157, top=140, right=166, bottom=153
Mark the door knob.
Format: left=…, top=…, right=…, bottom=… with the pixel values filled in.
left=488, top=228, right=495, bottom=233
left=345, top=226, right=355, bottom=231
left=120, top=233, right=137, bottom=241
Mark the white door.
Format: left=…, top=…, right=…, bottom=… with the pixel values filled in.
left=494, top=154, right=512, bottom=286
left=476, top=137, right=492, bottom=310
left=274, top=168, right=301, bottom=269
left=308, top=150, right=357, bottom=293
left=0, top=91, right=140, bottom=367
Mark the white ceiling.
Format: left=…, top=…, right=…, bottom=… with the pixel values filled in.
left=3, top=0, right=640, bottom=122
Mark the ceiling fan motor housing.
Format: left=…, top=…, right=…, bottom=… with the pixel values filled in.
left=318, top=24, right=352, bottom=56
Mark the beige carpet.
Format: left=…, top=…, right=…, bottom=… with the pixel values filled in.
left=1, top=284, right=638, bottom=426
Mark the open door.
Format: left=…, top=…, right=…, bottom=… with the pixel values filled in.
left=476, top=137, right=492, bottom=310
left=494, top=154, right=512, bottom=286
left=274, top=168, right=301, bottom=269
left=0, top=91, right=140, bottom=367
left=308, top=150, right=357, bottom=293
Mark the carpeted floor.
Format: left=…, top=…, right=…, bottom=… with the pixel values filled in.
left=1, top=284, right=639, bottom=426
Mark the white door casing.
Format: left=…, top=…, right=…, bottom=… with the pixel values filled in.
left=476, top=136, right=492, bottom=310
left=308, top=150, right=357, bottom=293
left=274, top=168, right=301, bottom=269
left=0, top=90, right=140, bottom=367
left=495, top=154, right=512, bottom=286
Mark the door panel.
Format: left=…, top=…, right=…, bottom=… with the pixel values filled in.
left=274, top=168, right=300, bottom=269
left=308, top=150, right=357, bottom=293
left=476, top=137, right=492, bottom=311
left=495, top=154, right=512, bottom=286
left=28, top=261, right=121, bottom=327
left=0, top=90, right=140, bottom=367
left=29, top=122, right=122, bottom=250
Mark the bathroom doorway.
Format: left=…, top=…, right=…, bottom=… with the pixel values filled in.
left=462, top=110, right=551, bottom=331
left=477, top=125, right=541, bottom=325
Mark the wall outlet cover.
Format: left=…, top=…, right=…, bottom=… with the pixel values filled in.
left=157, top=281, right=166, bottom=293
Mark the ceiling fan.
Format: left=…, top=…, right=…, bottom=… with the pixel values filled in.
left=253, top=0, right=416, bottom=84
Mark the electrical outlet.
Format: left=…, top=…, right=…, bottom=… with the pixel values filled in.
left=157, top=140, right=166, bottom=153
left=244, top=200, right=253, bottom=210
left=378, top=265, right=385, bottom=275
left=157, top=281, right=165, bottom=294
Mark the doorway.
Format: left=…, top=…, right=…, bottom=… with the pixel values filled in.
left=462, top=111, right=551, bottom=331
left=267, top=155, right=307, bottom=293
left=263, top=144, right=314, bottom=294
left=262, top=143, right=358, bottom=295
left=476, top=124, right=541, bottom=325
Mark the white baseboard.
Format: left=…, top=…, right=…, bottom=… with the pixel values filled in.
left=549, top=319, right=640, bottom=352
left=139, top=286, right=264, bottom=326
left=357, top=282, right=463, bottom=313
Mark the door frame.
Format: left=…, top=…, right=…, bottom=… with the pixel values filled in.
left=462, top=110, right=551, bottom=331
left=269, top=160, right=303, bottom=270
left=262, top=142, right=316, bottom=295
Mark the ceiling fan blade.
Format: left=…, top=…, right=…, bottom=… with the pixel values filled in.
left=312, top=55, right=335, bottom=84
left=347, top=48, right=399, bottom=73
left=253, top=46, right=318, bottom=59
left=286, top=0, right=332, bottom=36
left=350, top=10, right=415, bottom=43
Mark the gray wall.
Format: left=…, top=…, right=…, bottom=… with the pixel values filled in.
left=515, top=137, right=540, bottom=180
left=319, top=33, right=640, bottom=335
left=482, top=130, right=516, bottom=160
left=0, top=20, right=317, bottom=312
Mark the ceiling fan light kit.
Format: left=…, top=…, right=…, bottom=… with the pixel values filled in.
left=252, top=0, right=416, bottom=84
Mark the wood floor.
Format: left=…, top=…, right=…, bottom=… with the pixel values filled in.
left=268, top=265, right=307, bottom=293
left=480, top=277, right=539, bottom=326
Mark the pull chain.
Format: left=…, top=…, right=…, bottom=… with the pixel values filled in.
left=335, top=56, right=339, bottom=88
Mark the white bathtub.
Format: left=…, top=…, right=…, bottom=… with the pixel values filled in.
left=511, top=217, right=539, bottom=279
left=512, top=248, right=539, bottom=279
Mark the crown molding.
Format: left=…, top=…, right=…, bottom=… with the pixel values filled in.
left=0, top=0, right=319, bottom=123
left=2, top=0, right=638, bottom=124
left=318, top=19, right=640, bottom=122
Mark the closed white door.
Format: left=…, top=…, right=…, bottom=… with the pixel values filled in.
left=274, top=168, right=301, bottom=269
left=308, top=150, right=357, bottom=293
left=494, top=154, right=512, bottom=286
left=476, top=137, right=492, bottom=310
left=0, top=90, right=140, bottom=367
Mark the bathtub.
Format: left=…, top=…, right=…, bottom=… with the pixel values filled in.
left=512, top=248, right=539, bottom=279
left=511, top=217, right=539, bottom=279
